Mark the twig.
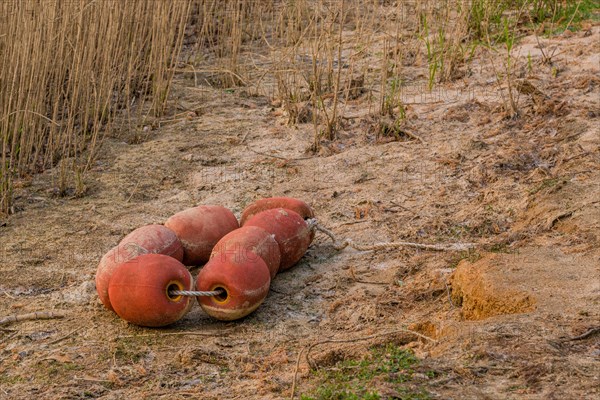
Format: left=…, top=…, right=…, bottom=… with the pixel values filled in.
left=336, top=220, right=370, bottom=227
left=562, top=0, right=583, bottom=34
left=564, top=326, right=600, bottom=341
left=125, top=180, right=141, bottom=203
left=46, top=328, right=80, bottom=346
left=289, top=347, right=305, bottom=400
left=239, top=130, right=251, bottom=144
left=354, top=279, right=388, bottom=285
left=327, top=0, right=345, bottom=141
left=290, top=328, right=437, bottom=399
left=117, top=330, right=231, bottom=339
left=387, top=201, right=416, bottom=215
left=0, top=311, right=66, bottom=326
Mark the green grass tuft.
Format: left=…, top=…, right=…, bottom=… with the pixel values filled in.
left=300, top=344, right=431, bottom=400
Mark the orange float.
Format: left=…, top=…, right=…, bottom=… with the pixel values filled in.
left=95, top=224, right=183, bottom=312
left=165, top=205, right=239, bottom=265
left=196, top=252, right=271, bottom=321
left=240, top=197, right=314, bottom=226
left=244, top=208, right=312, bottom=271
left=96, top=245, right=146, bottom=312
left=108, top=254, right=193, bottom=327
left=120, top=224, right=184, bottom=261
left=211, top=226, right=281, bottom=278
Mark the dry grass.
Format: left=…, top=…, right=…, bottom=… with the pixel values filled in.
left=0, top=0, right=190, bottom=215
left=2, top=0, right=595, bottom=215
left=184, top=1, right=499, bottom=149
left=185, top=0, right=596, bottom=146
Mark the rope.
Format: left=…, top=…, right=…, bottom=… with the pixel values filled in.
left=168, top=219, right=473, bottom=299
left=169, top=289, right=224, bottom=297
left=306, top=218, right=475, bottom=252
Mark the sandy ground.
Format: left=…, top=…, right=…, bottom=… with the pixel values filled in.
left=0, top=23, right=599, bottom=400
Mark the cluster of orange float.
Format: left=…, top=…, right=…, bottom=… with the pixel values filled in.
left=95, top=197, right=315, bottom=327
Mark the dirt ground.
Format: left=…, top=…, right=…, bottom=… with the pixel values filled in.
left=1, top=22, right=599, bottom=400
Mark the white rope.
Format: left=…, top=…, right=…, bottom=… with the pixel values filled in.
left=169, top=289, right=223, bottom=297
left=168, top=219, right=474, bottom=299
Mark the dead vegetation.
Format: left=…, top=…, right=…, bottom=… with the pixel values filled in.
left=184, top=0, right=599, bottom=150
left=0, top=1, right=190, bottom=215
left=2, top=1, right=597, bottom=214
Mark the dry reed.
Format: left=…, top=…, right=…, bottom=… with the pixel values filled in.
left=0, top=0, right=190, bottom=215
left=2, top=0, right=587, bottom=214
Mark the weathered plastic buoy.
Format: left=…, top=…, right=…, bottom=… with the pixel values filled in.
left=108, top=254, right=193, bottom=327
left=244, top=208, right=312, bottom=271
left=95, top=245, right=146, bottom=312
left=211, top=226, right=281, bottom=278
left=240, top=197, right=314, bottom=226
left=165, top=205, right=239, bottom=265
left=95, top=224, right=184, bottom=311
left=120, top=224, right=184, bottom=261
left=196, top=252, right=271, bottom=321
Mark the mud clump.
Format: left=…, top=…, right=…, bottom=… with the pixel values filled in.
left=450, top=254, right=536, bottom=320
